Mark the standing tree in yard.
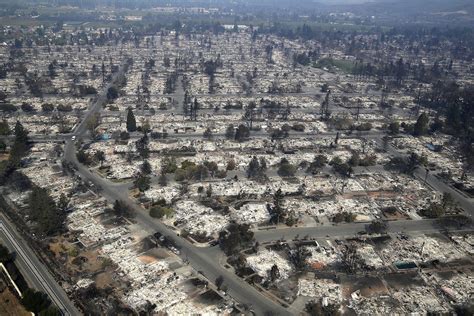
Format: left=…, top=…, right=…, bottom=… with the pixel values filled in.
left=0, top=244, right=12, bottom=262
left=203, top=127, right=213, bottom=139
left=113, top=200, right=133, bottom=218
left=366, top=219, right=388, bottom=234
left=134, top=174, right=151, bottom=192
left=441, top=192, right=456, bottom=212
left=422, top=202, right=445, bottom=218
left=57, top=193, right=70, bottom=213
left=225, top=124, right=235, bottom=139
left=289, top=245, right=311, bottom=269
left=141, top=160, right=152, bottom=175
left=268, top=189, right=286, bottom=225
left=277, top=158, right=297, bottom=177
left=8, top=121, right=30, bottom=167
left=126, top=107, right=137, bottom=132
left=136, top=137, right=150, bottom=160
left=94, top=150, right=105, bottom=166
left=0, top=120, right=10, bottom=135
left=413, top=113, right=429, bottom=136
left=158, top=171, right=168, bottom=187
left=106, top=86, right=119, bottom=100
left=215, top=276, right=224, bottom=290
left=21, top=289, right=52, bottom=314
left=269, top=264, right=280, bottom=282
left=218, top=222, right=254, bottom=255
left=14, top=120, right=29, bottom=144
left=234, top=124, right=250, bottom=142
left=29, top=187, right=64, bottom=236
left=86, top=113, right=100, bottom=139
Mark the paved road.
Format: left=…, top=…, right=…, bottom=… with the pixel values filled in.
left=1, top=129, right=384, bottom=144
left=253, top=219, right=472, bottom=243
left=0, top=214, right=80, bottom=315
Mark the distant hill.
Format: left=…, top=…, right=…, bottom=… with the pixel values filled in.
left=338, top=0, right=474, bottom=14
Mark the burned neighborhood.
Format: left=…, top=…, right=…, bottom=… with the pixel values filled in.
left=0, top=0, right=473, bottom=315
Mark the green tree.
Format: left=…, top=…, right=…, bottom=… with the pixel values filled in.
left=0, top=244, right=12, bottom=262
left=0, top=120, right=10, bottom=135
left=113, top=200, right=132, bottom=217
left=247, top=156, right=266, bottom=179
left=290, top=245, right=311, bottom=269
left=235, top=124, right=250, bottom=142
left=76, top=149, right=90, bottom=165
left=14, top=121, right=28, bottom=144
left=134, top=174, right=151, bottom=192
left=422, top=202, right=445, bottom=218
left=41, top=103, right=54, bottom=112
left=203, top=127, right=213, bottom=139
left=366, top=219, right=388, bottom=234
left=86, top=113, right=100, bottom=139
left=106, top=86, right=119, bottom=100
left=413, top=113, right=429, bottom=136
left=268, top=189, right=287, bottom=225
left=306, top=155, right=328, bottom=174
left=141, top=160, right=152, bottom=175
left=39, top=305, right=61, bottom=316
left=269, top=264, right=280, bottom=282
left=135, top=135, right=149, bottom=159
left=388, top=122, right=400, bottom=135
left=158, top=172, right=168, bottom=187
left=94, top=150, right=105, bottom=166
left=215, top=275, right=224, bottom=290
left=21, top=289, right=51, bottom=314
left=277, top=158, right=297, bottom=177
left=126, top=107, right=137, bottom=132
left=225, top=124, right=235, bottom=139
left=218, top=222, right=254, bottom=255
left=348, top=152, right=360, bottom=167
left=57, top=193, right=70, bottom=213
left=28, top=187, right=64, bottom=235
left=441, top=192, right=456, bottom=212
left=150, top=205, right=173, bottom=219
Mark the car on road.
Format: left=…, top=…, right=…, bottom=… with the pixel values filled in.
left=71, top=136, right=76, bottom=141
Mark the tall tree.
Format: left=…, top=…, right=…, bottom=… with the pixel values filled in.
left=0, top=120, right=10, bottom=135
left=126, top=107, right=137, bottom=132
left=94, top=150, right=105, bottom=166
left=28, top=187, right=64, bottom=235
left=141, top=160, right=152, bottom=175
left=14, top=120, right=28, bottom=144
left=413, top=113, right=429, bottom=136
left=225, top=124, right=235, bottom=139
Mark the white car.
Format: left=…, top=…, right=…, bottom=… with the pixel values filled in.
left=71, top=136, right=76, bottom=141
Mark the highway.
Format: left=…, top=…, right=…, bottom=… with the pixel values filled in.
left=0, top=214, right=80, bottom=315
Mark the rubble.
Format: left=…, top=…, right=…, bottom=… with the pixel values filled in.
left=246, top=250, right=292, bottom=281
